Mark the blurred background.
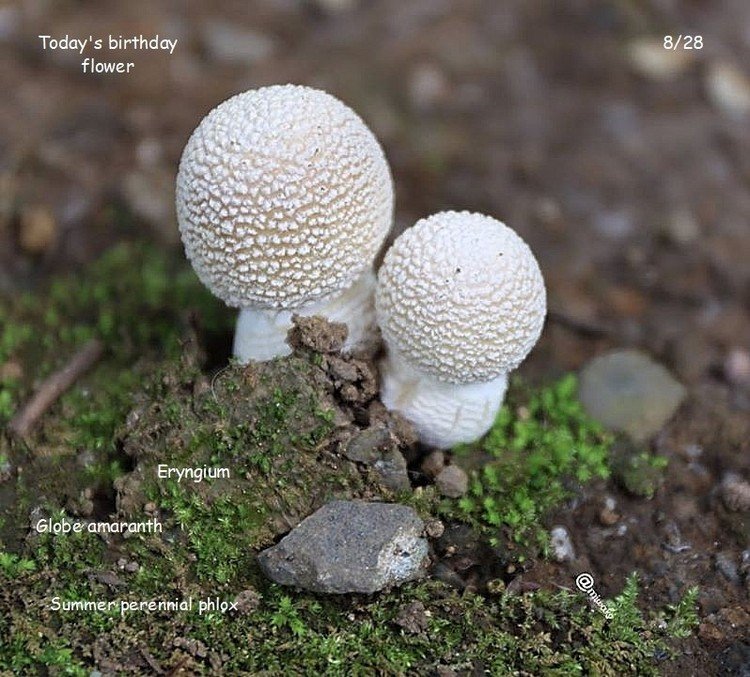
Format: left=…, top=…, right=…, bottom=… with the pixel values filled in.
left=0, top=0, right=749, bottom=384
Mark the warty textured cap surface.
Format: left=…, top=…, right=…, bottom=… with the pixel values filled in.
left=176, top=85, right=393, bottom=309
left=376, top=211, right=546, bottom=384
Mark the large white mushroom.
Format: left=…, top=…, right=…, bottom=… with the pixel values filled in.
left=375, top=211, right=546, bottom=448
left=176, top=85, right=393, bottom=362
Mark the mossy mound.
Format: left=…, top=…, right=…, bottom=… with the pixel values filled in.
left=0, top=243, right=699, bottom=675
left=114, top=344, right=410, bottom=585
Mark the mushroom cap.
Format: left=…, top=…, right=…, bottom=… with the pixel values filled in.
left=176, top=85, right=393, bottom=309
left=376, top=211, right=546, bottom=384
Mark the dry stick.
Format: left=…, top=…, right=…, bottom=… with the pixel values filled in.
left=8, top=338, right=104, bottom=438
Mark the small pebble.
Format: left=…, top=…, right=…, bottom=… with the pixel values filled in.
left=724, top=349, right=750, bottom=386
left=421, top=450, right=445, bottom=479
left=550, top=525, right=575, bottom=562
left=19, top=205, right=57, bottom=255
left=721, top=474, right=750, bottom=512
left=599, top=507, right=620, bottom=526
left=424, top=518, right=445, bottom=540
left=705, top=62, right=750, bottom=117
left=715, top=552, right=740, bottom=585
left=435, top=465, right=468, bottom=498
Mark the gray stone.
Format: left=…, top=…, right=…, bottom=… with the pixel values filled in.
left=578, top=350, right=686, bottom=442
left=344, top=426, right=391, bottom=464
left=705, top=62, right=750, bottom=118
left=343, top=427, right=411, bottom=492
left=421, top=450, right=445, bottom=479
left=550, top=525, right=575, bottom=562
left=373, top=451, right=411, bottom=492
left=258, top=500, right=428, bottom=593
left=715, top=552, right=740, bottom=585
left=435, top=465, right=468, bottom=498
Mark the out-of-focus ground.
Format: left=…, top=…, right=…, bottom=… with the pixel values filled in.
left=2, top=0, right=750, bottom=380
left=1, top=0, right=749, bottom=674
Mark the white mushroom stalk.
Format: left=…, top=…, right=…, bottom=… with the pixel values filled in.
left=176, top=85, right=393, bottom=363
left=375, top=211, right=546, bottom=448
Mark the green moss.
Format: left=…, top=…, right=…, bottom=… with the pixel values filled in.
left=0, top=244, right=699, bottom=674
left=0, top=546, right=699, bottom=676
left=611, top=440, right=668, bottom=499
left=0, top=551, right=36, bottom=576
left=118, top=356, right=377, bottom=588
left=0, top=241, right=232, bottom=435
left=447, top=374, right=612, bottom=553
left=1, top=635, right=87, bottom=676
left=159, top=480, right=267, bottom=585
left=0, top=243, right=233, bottom=545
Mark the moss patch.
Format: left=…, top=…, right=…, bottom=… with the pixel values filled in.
left=1, top=540, right=698, bottom=675
left=445, top=374, right=612, bottom=555
left=0, top=243, right=699, bottom=674
left=0, top=243, right=233, bottom=548
left=115, top=352, right=395, bottom=587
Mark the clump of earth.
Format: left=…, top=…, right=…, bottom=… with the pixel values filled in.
left=114, top=315, right=432, bottom=591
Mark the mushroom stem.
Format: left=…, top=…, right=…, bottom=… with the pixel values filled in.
left=233, top=270, right=377, bottom=363
left=379, top=350, right=508, bottom=449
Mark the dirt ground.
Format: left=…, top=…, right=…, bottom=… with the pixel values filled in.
left=1, top=0, right=749, bottom=674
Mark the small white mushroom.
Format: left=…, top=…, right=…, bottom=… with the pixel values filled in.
left=375, top=211, right=546, bottom=448
left=176, top=84, right=393, bottom=362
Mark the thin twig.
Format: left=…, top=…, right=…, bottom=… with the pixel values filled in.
left=9, top=338, right=104, bottom=438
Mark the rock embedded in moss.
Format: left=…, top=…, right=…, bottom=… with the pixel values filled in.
left=343, top=426, right=410, bottom=492
left=610, top=439, right=665, bottom=499
left=114, top=317, right=418, bottom=571
left=434, top=465, right=468, bottom=498
left=257, top=500, right=429, bottom=593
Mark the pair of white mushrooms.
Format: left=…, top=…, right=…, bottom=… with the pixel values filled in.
left=176, top=85, right=546, bottom=448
